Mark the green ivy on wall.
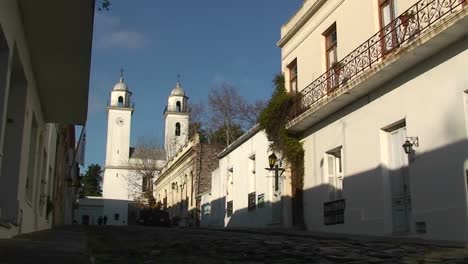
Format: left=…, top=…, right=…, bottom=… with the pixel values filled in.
left=258, top=75, right=304, bottom=189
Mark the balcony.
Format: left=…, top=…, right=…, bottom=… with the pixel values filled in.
left=287, top=0, right=468, bottom=133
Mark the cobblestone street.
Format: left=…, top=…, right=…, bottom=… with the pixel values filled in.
left=86, top=226, right=468, bottom=264
left=1, top=226, right=468, bottom=264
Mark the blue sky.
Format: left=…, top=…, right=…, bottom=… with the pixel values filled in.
left=84, top=0, right=303, bottom=168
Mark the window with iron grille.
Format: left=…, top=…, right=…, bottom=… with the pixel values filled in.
left=324, top=199, right=345, bottom=225
left=226, top=201, right=233, bottom=217
left=248, top=192, right=256, bottom=211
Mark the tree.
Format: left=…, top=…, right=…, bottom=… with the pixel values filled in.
left=208, top=124, right=245, bottom=146
left=207, top=83, right=265, bottom=146
left=188, top=101, right=205, bottom=140
left=126, top=139, right=166, bottom=208
left=81, top=164, right=103, bottom=197
left=97, top=0, right=111, bottom=11
left=239, top=99, right=267, bottom=127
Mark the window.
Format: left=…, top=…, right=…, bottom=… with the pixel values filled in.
left=288, top=59, right=298, bottom=93
left=325, top=147, right=343, bottom=201
left=324, top=24, right=337, bottom=70
left=190, top=171, right=194, bottom=206
left=226, top=201, right=233, bottom=217
left=248, top=192, right=256, bottom=211
left=114, top=213, right=120, bottom=221
left=379, top=0, right=397, bottom=53
left=175, top=122, right=181, bottom=136
left=324, top=24, right=338, bottom=91
left=118, top=96, right=124, bottom=107
left=324, top=199, right=345, bottom=225
left=176, top=101, right=181, bottom=112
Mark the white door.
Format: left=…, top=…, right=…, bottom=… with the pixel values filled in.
left=388, top=127, right=411, bottom=233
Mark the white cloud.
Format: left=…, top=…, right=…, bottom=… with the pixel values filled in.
left=94, top=13, right=150, bottom=50
left=97, top=30, right=150, bottom=49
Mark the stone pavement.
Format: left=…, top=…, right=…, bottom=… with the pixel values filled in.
left=0, top=226, right=90, bottom=264
left=1, top=226, right=468, bottom=264
left=86, top=226, right=468, bottom=264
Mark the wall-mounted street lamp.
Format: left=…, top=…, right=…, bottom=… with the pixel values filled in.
left=266, top=152, right=285, bottom=191
left=402, top=137, right=419, bottom=154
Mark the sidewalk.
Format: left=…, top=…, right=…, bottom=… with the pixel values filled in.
left=0, top=226, right=91, bottom=264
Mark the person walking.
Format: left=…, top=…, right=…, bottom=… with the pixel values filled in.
left=103, top=215, right=108, bottom=225
left=98, top=216, right=103, bottom=226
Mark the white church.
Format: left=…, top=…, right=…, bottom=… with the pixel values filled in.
left=74, top=75, right=190, bottom=225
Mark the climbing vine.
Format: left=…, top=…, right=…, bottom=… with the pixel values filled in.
left=258, top=75, right=304, bottom=189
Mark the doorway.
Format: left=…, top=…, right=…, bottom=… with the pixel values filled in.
left=82, top=215, right=90, bottom=225
left=388, top=126, right=412, bottom=233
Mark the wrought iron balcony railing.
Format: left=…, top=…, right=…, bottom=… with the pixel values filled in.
left=289, top=0, right=466, bottom=121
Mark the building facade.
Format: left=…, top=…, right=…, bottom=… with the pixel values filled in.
left=154, top=133, right=222, bottom=226
left=202, top=125, right=293, bottom=228
left=0, top=0, right=94, bottom=237
left=154, top=85, right=222, bottom=226
left=279, top=0, right=468, bottom=242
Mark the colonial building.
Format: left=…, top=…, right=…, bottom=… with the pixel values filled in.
left=279, top=0, right=467, bottom=242
left=154, top=85, right=221, bottom=226
left=0, top=0, right=94, bottom=237
left=201, top=125, right=293, bottom=228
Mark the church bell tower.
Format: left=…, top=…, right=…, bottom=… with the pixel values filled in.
left=102, top=73, right=134, bottom=199
left=164, top=82, right=189, bottom=159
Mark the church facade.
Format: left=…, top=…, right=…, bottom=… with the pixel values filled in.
left=75, top=77, right=197, bottom=225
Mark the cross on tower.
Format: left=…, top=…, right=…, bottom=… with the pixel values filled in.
left=120, top=67, right=125, bottom=81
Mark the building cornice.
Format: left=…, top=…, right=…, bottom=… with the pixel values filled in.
left=277, top=0, right=327, bottom=48
left=154, top=134, right=200, bottom=185
left=104, top=165, right=131, bottom=170
left=217, top=124, right=262, bottom=159
left=107, top=106, right=134, bottom=112
left=164, top=111, right=190, bottom=118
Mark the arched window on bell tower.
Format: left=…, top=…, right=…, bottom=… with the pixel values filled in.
left=176, top=101, right=181, bottom=112
left=175, top=122, right=181, bottom=136
left=118, top=96, right=124, bottom=107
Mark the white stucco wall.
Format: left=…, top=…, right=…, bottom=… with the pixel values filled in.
left=279, top=0, right=468, bottom=243
left=216, top=129, right=292, bottom=228
left=105, top=109, right=132, bottom=167
left=300, top=42, right=468, bottom=242
left=0, top=1, right=62, bottom=237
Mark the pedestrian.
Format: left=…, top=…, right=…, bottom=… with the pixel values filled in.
left=98, top=216, right=103, bottom=226
left=103, top=215, right=108, bottom=225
